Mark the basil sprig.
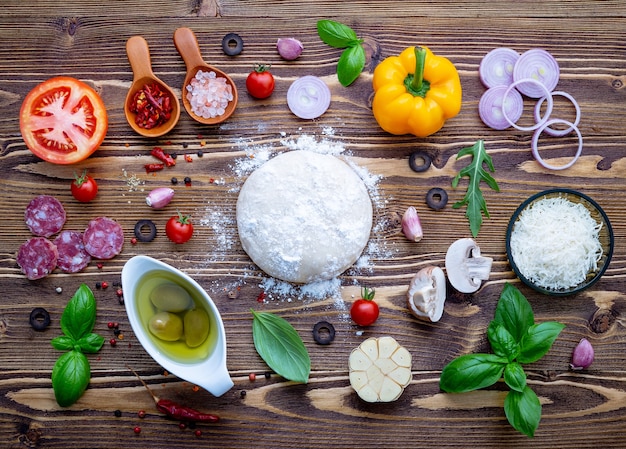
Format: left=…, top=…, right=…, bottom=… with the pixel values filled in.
left=251, top=310, right=311, bottom=383
left=440, top=284, right=565, bottom=437
left=51, top=284, right=104, bottom=407
left=317, top=19, right=366, bottom=87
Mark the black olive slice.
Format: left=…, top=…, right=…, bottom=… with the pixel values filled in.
left=222, top=33, right=244, bottom=56
left=30, top=307, right=50, bottom=331
left=312, top=321, right=336, bottom=345
left=134, top=219, right=157, bottom=242
left=426, top=187, right=449, bottom=210
left=408, top=151, right=432, bottom=173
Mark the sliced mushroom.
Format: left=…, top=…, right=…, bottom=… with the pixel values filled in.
left=406, top=266, right=446, bottom=322
left=445, top=238, right=493, bottom=293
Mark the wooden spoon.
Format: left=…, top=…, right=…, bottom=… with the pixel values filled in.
left=124, top=36, right=180, bottom=138
left=173, top=27, right=238, bottom=125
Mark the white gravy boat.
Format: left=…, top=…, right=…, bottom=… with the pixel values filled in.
left=121, top=255, right=233, bottom=396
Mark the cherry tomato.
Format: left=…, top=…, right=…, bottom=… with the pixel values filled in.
left=165, top=213, right=194, bottom=244
left=71, top=171, right=98, bottom=202
left=20, top=77, right=108, bottom=164
left=350, top=287, right=379, bottom=326
left=246, top=65, right=275, bottom=99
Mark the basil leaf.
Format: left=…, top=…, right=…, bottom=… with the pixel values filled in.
left=251, top=310, right=311, bottom=383
left=440, top=353, right=507, bottom=393
left=503, top=362, right=526, bottom=392
left=493, top=283, right=534, bottom=343
left=317, top=19, right=358, bottom=48
left=60, top=284, right=97, bottom=341
left=76, top=333, right=105, bottom=354
left=487, top=321, right=520, bottom=361
left=517, top=321, right=566, bottom=364
left=504, top=386, right=541, bottom=437
left=337, top=45, right=366, bottom=87
left=51, top=335, right=75, bottom=351
left=52, top=350, right=91, bottom=407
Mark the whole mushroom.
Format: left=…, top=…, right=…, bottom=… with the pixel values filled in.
left=445, top=238, right=493, bottom=293
left=406, top=266, right=446, bottom=322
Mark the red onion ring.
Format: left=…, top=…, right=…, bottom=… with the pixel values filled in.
left=502, top=78, right=553, bottom=132
left=534, top=90, right=581, bottom=137
left=287, top=76, right=331, bottom=119
left=531, top=118, right=583, bottom=170
left=479, top=85, right=524, bottom=130
left=479, top=47, right=520, bottom=88
left=513, top=49, right=560, bottom=98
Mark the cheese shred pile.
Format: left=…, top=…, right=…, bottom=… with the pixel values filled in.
left=509, top=196, right=603, bottom=291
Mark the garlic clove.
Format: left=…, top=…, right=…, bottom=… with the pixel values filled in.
left=401, top=206, right=423, bottom=242
left=276, top=38, right=303, bottom=61
left=146, top=187, right=175, bottom=209
left=570, top=338, right=594, bottom=370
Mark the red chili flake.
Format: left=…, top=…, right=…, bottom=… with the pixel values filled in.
left=130, top=237, right=138, bottom=245
left=97, top=263, right=103, bottom=270
left=256, top=291, right=266, bottom=303
left=199, top=140, right=206, bottom=147
left=197, top=134, right=203, bottom=139
left=130, top=83, right=173, bottom=130
left=165, top=141, right=172, bottom=145
left=116, top=288, right=124, bottom=297
left=192, top=385, right=200, bottom=392
left=151, top=147, right=176, bottom=167
left=248, top=373, right=256, bottom=382
left=184, top=154, right=193, bottom=163
left=144, top=163, right=164, bottom=173
left=209, top=178, right=215, bottom=183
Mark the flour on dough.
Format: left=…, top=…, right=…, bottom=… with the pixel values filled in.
left=236, top=150, right=373, bottom=284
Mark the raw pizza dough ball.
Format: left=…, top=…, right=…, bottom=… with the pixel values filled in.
left=237, top=150, right=373, bottom=284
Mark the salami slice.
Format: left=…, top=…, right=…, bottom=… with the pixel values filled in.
left=24, top=195, right=66, bottom=237
left=54, top=230, right=92, bottom=273
left=83, top=217, right=124, bottom=260
left=17, top=237, right=58, bottom=280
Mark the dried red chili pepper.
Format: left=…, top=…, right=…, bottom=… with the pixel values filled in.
left=130, top=83, right=173, bottom=129
left=144, top=163, right=164, bottom=173
left=151, top=147, right=176, bottom=167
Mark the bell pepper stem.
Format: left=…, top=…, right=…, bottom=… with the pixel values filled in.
left=411, top=47, right=427, bottom=91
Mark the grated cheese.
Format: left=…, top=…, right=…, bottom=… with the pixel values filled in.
left=509, top=196, right=603, bottom=291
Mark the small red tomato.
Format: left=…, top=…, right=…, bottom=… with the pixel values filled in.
left=165, top=212, right=194, bottom=244
left=246, top=64, right=275, bottom=99
left=350, top=287, right=379, bottom=326
left=71, top=171, right=98, bottom=202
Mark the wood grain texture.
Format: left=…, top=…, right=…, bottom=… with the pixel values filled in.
left=1, top=1, right=626, bottom=448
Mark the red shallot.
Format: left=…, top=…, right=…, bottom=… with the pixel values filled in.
left=479, top=47, right=519, bottom=88
left=287, top=75, right=331, bottom=119
left=146, top=187, right=175, bottom=209
left=502, top=78, right=553, bottom=131
left=513, top=48, right=560, bottom=98
left=479, top=85, right=524, bottom=130
left=531, top=118, right=583, bottom=170
left=534, top=90, right=581, bottom=137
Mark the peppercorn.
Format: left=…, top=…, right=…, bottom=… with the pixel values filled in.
left=114, top=329, right=121, bottom=336
left=138, top=410, right=146, bottom=419
left=130, top=237, right=138, bottom=245
left=171, top=177, right=178, bottom=185
left=179, top=422, right=187, bottom=430
left=110, top=338, right=117, bottom=346
left=97, top=263, right=103, bottom=269
left=240, top=390, right=247, bottom=398
left=133, top=426, right=141, bottom=434
left=116, top=288, right=123, bottom=297
left=95, top=282, right=102, bottom=289
left=197, top=150, right=203, bottom=157
left=249, top=373, right=256, bottom=382
left=170, top=152, right=177, bottom=159
left=102, top=281, right=109, bottom=289
left=114, top=410, right=122, bottom=417
left=108, top=322, right=115, bottom=329
left=184, top=176, right=192, bottom=186
left=264, top=371, right=271, bottom=379
left=182, top=142, right=189, bottom=149
left=195, top=430, right=202, bottom=438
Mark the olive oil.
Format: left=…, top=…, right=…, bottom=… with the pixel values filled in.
left=135, top=270, right=217, bottom=363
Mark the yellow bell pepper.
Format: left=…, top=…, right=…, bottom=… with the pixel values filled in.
left=372, top=46, right=462, bottom=137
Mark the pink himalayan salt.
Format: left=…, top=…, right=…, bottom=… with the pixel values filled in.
left=186, top=70, right=233, bottom=119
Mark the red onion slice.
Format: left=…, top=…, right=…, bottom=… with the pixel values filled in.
left=534, top=90, right=581, bottom=137
left=479, top=85, right=524, bottom=130
left=479, top=47, right=520, bottom=88
left=502, top=78, right=553, bottom=132
left=531, top=118, right=583, bottom=170
left=513, top=49, right=560, bottom=98
left=287, top=76, right=331, bottom=119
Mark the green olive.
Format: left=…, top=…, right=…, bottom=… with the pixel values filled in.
left=183, top=308, right=210, bottom=348
left=148, top=311, right=183, bottom=342
left=150, top=282, right=192, bottom=312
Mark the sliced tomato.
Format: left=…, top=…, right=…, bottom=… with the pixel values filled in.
left=20, top=77, right=108, bottom=164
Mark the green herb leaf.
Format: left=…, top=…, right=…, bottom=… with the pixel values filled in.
left=504, top=386, right=542, bottom=437
left=337, top=44, right=366, bottom=87
left=451, top=140, right=500, bottom=237
left=251, top=310, right=311, bottom=383
left=487, top=321, right=520, bottom=361
left=317, top=19, right=359, bottom=48
left=440, top=353, right=507, bottom=393
left=51, top=350, right=91, bottom=407
left=76, top=333, right=106, bottom=354
left=60, top=284, right=97, bottom=341
left=517, top=322, right=566, bottom=364
left=51, top=335, right=75, bottom=351
left=503, top=362, right=527, bottom=392
left=493, top=283, right=534, bottom=343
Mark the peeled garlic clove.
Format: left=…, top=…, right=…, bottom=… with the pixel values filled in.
left=277, top=37, right=303, bottom=60
left=570, top=338, right=594, bottom=370
left=402, top=206, right=423, bottom=242
left=146, top=187, right=175, bottom=209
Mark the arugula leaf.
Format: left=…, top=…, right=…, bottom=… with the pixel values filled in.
left=504, top=387, right=542, bottom=437
left=518, top=322, right=566, bottom=364
left=440, top=353, right=506, bottom=393
left=51, top=350, right=91, bottom=407
left=503, top=362, right=526, bottom=392
left=317, top=19, right=365, bottom=87
left=451, top=140, right=500, bottom=237
left=493, top=282, right=534, bottom=343
left=60, top=283, right=97, bottom=341
left=251, top=310, right=311, bottom=383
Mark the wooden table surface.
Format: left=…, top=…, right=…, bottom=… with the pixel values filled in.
left=2, top=1, right=626, bottom=448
